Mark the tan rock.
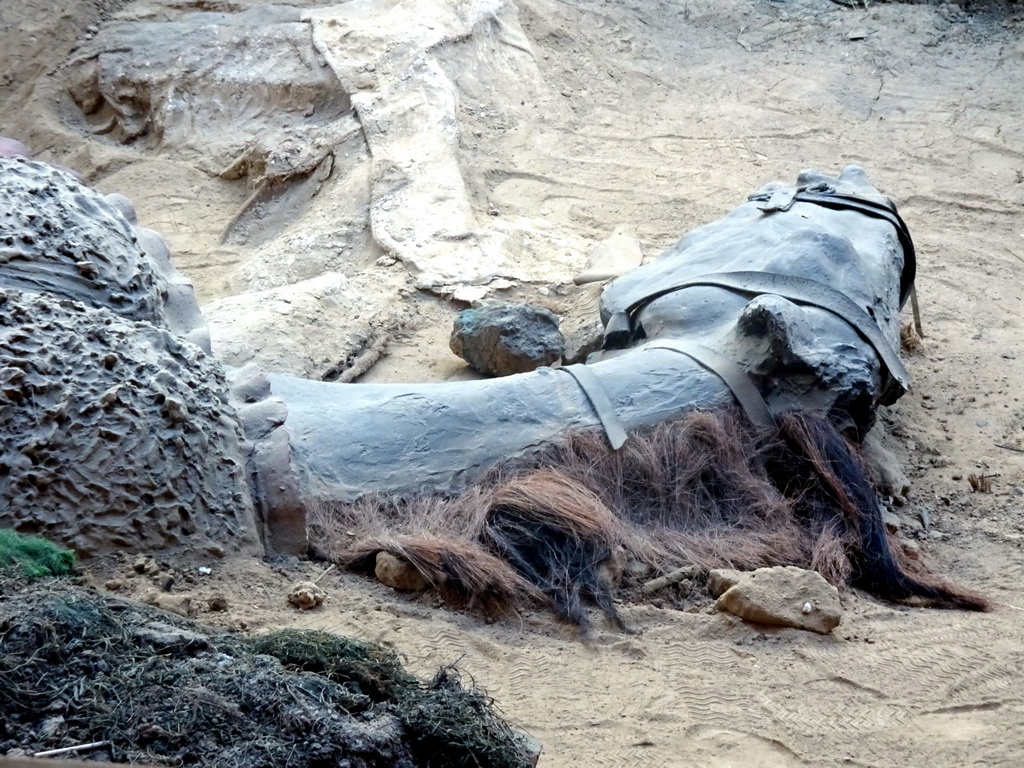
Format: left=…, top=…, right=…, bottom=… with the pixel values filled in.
left=375, top=551, right=429, bottom=592
left=288, top=581, right=327, bottom=609
left=143, top=590, right=194, bottom=618
left=208, top=595, right=230, bottom=612
left=706, top=568, right=745, bottom=598
left=715, top=566, right=842, bottom=634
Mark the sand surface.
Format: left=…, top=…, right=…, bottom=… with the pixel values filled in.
left=3, top=0, right=1024, bottom=765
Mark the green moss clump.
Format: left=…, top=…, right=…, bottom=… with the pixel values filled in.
left=0, top=529, right=75, bottom=579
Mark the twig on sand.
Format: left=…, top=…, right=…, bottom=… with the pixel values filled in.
left=34, top=740, right=111, bottom=758
left=641, top=565, right=700, bottom=595
left=332, top=329, right=390, bottom=383
left=910, top=286, right=925, bottom=338
left=314, top=563, right=336, bottom=583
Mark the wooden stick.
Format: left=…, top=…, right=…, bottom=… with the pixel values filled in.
left=641, top=565, right=700, bottom=595
left=910, top=286, right=925, bottom=338
left=314, top=563, right=336, bottom=584
left=33, top=740, right=111, bottom=758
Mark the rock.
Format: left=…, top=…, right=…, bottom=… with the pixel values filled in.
left=104, top=579, right=123, bottom=591
left=143, top=591, right=194, bottom=618
left=706, top=568, right=745, bottom=598
left=450, top=302, right=564, bottom=376
left=288, top=580, right=327, bottom=609
left=881, top=511, right=902, bottom=534
left=902, top=540, right=921, bottom=560
left=154, top=572, right=176, bottom=592
left=715, top=566, right=842, bottom=634
left=39, top=715, right=65, bottom=739
left=208, top=595, right=230, bottom=612
left=375, top=552, right=429, bottom=592
left=134, top=556, right=161, bottom=576
left=132, top=621, right=211, bottom=652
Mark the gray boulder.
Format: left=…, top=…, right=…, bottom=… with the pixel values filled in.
left=450, top=302, right=564, bottom=376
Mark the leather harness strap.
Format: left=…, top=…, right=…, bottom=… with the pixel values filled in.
left=563, top=340, right=776, bottom=450
left=747, top=182, right=916, bottom=308
left=603, top=270, right=909, bottom=402
left=573, top=183, right=915, bottom=448
left=563, top=364, right=629, bottom=450
left=641, top=341, right=777, bottom=429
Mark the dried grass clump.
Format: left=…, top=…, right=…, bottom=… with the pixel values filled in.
left=312, top=409, right=987, bottom=631
left=0, top=581, right=536, bottom=768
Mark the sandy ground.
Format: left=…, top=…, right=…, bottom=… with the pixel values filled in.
left=3, top=0, right=1024, bottom=765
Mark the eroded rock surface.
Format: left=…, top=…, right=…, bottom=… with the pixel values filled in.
left=0, top=158, right=258, bottom=557
left=0, top=290, right=256, bottom=556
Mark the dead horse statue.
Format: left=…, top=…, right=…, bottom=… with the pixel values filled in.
left=274, top=166, right=986, bottom=621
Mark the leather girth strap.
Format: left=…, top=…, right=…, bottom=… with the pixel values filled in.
left=562, top=364, right=629, bottom=449
left=641, top=341, right=777, bottom=429
left=747, top=182, right=916, bottom=308
left=563, top=340, right=776, bottom=451
left=603, top=270, right=909, bottom=404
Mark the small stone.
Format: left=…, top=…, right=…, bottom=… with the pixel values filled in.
left=375, top=552, right=429, bottom=592
left=902, top=540, right=921, bottom=560
left=104, top=579, right=123, bottom=591
left=706, top=568, right=745, bottom=598
left=208, top=595, right=229, bottom=612
left=288, top=581, right=327, bottom=609
left=715, top=566, right=842, bottom=634
left=163, top=396, right=188, bottom=423
left=205, top=543, right=225, bottom=558
left=155, top=573, right=175, bottom=592
left=40, top=715, right=65, bottom=738
left=881, top=511, right=902, bottom=534
left=134, top=555, right=161, bottom=576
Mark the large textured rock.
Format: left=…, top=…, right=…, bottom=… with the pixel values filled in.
left=0, top=157, right=163, bottom=323
left=0, top=290, right=257, bottom=557
left=0, top=157, right=259, bottom=557
left=450, top=302, right=564, bottom=376
left=715, top=566, right=843, bottom=634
